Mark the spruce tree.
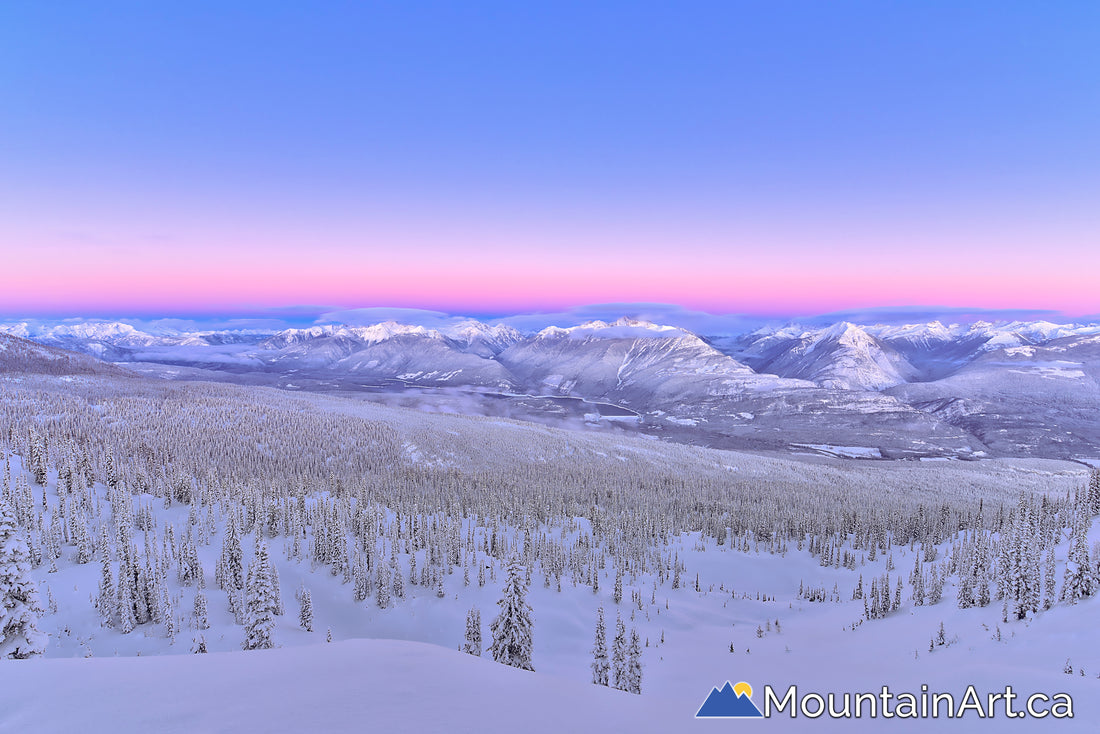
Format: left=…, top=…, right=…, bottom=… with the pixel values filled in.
left=591, top=606, right=609, bottom=686
left=298, top=586, right=313, bottom=632
left=376, top=560, right=391, bottom=609
left=611, top=614, right=627, bottom=690
left=219, top=514, right=244, bottom=593
left=0, top=500, right=47, bottom=658
left=625, top=627, right=643, bottom=694
left=193, top=589, right=209, bottom=630
left=489, top=558, right=534, bottom=671
left=1043, top=545, right=1057, bottom=610
left=242, top=542, right=277, bottom=650
left=97, top=557, right=115, bottom=626
left=392, top=556, right=405, bottom=600
left=1061, top=509, right=1096, bottom=604
left=463, top=606, right=482, bottom=656
left=270, top=561, right=284, bottom=616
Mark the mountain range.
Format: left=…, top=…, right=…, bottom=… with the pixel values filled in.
left=3, top=315, right=1099, bottom=462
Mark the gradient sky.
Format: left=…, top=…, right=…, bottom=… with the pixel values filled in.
left=2, top=2, right=1098, bottom=318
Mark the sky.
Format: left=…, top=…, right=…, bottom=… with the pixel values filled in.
left=2, top=2, right=1098, bottom=319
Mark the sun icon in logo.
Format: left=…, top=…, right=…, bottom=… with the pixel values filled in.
left=734, top=682, right=753, bottom=698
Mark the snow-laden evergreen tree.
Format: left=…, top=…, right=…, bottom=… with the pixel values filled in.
left=242, top=542, right=277, bottom=650
left=161, top=586, right=176, bottom=640
left=72, top=512, right=92, bottom=564
left=911, top=559, right=925, bottom=606
left=927, top=563, right=944, bottom=605
left=591, top=606, right=609, bottom=686
left=611, top=614, right=627, bottom=690
left=0, top=500, right=47, bottom=658
left=270, top=560, right=284, bottom=616
left=376, top=559, right=391, bottom=609
left=1043, top=545, right=1057, bottom=610
left=1001, top=496, right=1040, bottom=620
left=975, top=532, right=992, bottom=608
left=391, top=556, right=405, bottom=600
left=624, top=627, right=643, bottom=694
left=97, top=556, right=115, bottom=626
left=116, top=546, right=137, bottom=634
left=28, top=430, right=47, bottom=487
left=193, top=589, right=209, bottom=630
left=218, top=514, right=244, bottom=593
left=463, top=606, right=482, bottom=656
left=298, top=586, right=313, bottom=632
left=489, top=558, right=534, bottom=671
left=1061, top=507, right=1096, bottom=604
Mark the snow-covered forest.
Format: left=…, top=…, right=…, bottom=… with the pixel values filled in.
left=2, top=370, right=1099, bottom=731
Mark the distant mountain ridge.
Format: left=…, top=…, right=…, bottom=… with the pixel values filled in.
left=3, top=314, right=1099, bottom=460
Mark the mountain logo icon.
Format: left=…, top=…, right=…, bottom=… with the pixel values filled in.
left=696, top=680, right=765, bottom=718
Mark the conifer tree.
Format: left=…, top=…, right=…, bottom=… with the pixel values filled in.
left=392, top=556, right=405, bottom=600
left=0, top=500, right=47, bottom=658
left=591, top=606, right=609, bottom=686
left=193, top=589, right=209, bottom=630
left=219, top=514, right=244, bottom=593
left=243, top=542, right=277, bottom=650
left=376, top=560, right=391, bottom=609
left=97, top=557, right=115, bottom=625
left=1043, top=545, right=1057, bottom=610
left=489, top=558, right=534, bottom=671
left=611, top=614, right=627, bottom=690
left=270, top=561, right=284, bottom=616
left=298, top=586, right=313, bottom=632
left=463, top=606, right=482, bottom=656
left=1061, top=509, right=1096, bottom=604
left=624, top=627, right=643, bottom=694
left=116, top=548, right=137, bottom=634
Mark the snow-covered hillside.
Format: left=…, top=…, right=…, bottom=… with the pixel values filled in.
left=1, top=372, right=1099, bottom=731
left=0, top=333, right=131, bottom=377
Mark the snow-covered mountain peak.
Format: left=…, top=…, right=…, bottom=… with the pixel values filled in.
left=0, top=322, right=32, bottom=339
left=349, top=321, right=445, bottom=344
left=440, top=320, right=523, bottom=356
left=867, top=320, right=957, bottom=343
left=441, top=320, right=521, bottom=344
left=536, top=317, right=696, bottom=341
left=815, top=321, right=874, bottom=348
left=265, top=322, right=446, bottom=349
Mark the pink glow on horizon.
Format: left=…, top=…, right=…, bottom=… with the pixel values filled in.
left=3, top=207, right=1098, bottom=317
left=2, top=247, right=1097, bottom=317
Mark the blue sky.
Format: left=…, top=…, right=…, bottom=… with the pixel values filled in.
left=2, top=2, right=1098, bottom=316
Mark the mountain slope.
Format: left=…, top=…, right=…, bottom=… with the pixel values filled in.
left=0, top=333, right=131, bottom=377
left=262, top=323, right=517, bottom=389
left=497, top=318, right=801, bottom=406
left=887, top=334, right=1100, bottom=460
left=739, top=322, right=919, bottom=391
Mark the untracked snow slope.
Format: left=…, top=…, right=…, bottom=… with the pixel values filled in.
left=0, top=640, right=687, bottom=734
